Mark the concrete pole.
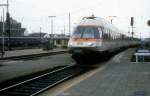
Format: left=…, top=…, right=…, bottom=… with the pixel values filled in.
left=40, top=27, right=42, bottom=40
left=39, top=27, right=42, bottom=48
left=51, top=19, right=53, bottom=35
left=136, top=55, right=138, bottom=63
left=0, top=0, right=10, bottom=50
left=68, top=13, right=71, bottom=36
left=2, top=8, right=5, bottom=57
left=64, top=24, right=66, bottom=35
left=48, top=16, right=56, bottom=36
left=48, top=16, right=56, bottom=49
left=131, top=26, right=134, bottom=38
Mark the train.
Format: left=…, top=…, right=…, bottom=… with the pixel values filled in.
left=0, top=35, right=69, bottom=50
left=68, top=15, right=140, bottom=64
left=0, top=37, right=42, bottom=50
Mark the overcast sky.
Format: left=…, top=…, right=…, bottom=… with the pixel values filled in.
left=0, top=0, right=150, bottom=38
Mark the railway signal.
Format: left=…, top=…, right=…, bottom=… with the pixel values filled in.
left=147, top=20, right=150, bottom=26
left=147, top=20, right=150, bottom=38
left=130, top=17, right=134, bottom=39
left=130, top=17, right=134, bottom=26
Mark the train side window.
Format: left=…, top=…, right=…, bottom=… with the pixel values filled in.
left=119, top=34, right=121, bottom=40
left=93, top=27, right=100, bottom=39
left=98, top=27, right=102, bottom=38
left=115, top=32, right=117, bottom=40
left=117, top=33, right=119, bottom=40
left=110, top=30, right=112, bottom=40
left=103, top=29, right=109, bottom=40
left=112, top=31, right=115, bottom=40
left=122, top=35, right=125, bottom=40
left=108, top=30, right=111, bottom=40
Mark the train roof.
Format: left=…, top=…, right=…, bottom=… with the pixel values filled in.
left=78, top=16, right=121, bottom=33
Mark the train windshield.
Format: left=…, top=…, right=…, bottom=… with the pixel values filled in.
left=73, top=26, right=100, bottom=39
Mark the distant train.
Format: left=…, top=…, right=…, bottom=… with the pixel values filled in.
left=0, top=35, right=69, bottom=50
left=0, top=37, right=41, bottom=49
left=68, top=15, right=140, bottom=63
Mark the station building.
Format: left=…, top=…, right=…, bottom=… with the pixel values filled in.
left=43, top=34, right=70, bottom=48
left=53, top=34, right=69, bottom=48
left=0, top=17, right=26, bottom=37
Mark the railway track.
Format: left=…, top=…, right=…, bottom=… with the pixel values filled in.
left=0, top=51, right=67, bottom=60
left=0, top=65, right=91, bottom=96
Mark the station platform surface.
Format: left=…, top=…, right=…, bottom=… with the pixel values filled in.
left=57, top=49, right=150, bottom=96
left=0, top=48, right=67, bottom=58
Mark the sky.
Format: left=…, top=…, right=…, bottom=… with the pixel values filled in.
left=0, top=0, right=150, bottom=38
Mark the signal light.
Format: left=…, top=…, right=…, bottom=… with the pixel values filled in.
left=130, top=17, right=134, bottom=26
left=147, top=20, right=150, bottom=26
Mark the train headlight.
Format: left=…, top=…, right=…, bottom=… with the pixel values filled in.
left=68, top=42, right=73, bottom=47
left=87, top=42, right=94, bottom=46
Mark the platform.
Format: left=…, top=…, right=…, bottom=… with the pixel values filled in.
left=56, top=49, right=150, bottom=96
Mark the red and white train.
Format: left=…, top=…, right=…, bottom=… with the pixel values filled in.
left=68, top=15, right=139, bottom=63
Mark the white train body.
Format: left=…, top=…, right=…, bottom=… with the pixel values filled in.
left=68, top=16, right=139, bottom=56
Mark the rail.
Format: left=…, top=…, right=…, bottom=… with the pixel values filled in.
left=0, top=65, right=90, bottom=96
left=0, top=50, right=68, bottom=60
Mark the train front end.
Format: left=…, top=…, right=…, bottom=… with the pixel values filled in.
left=68, top=25, right=102, bottom=63
left=69, top=26, right=101, bottom=51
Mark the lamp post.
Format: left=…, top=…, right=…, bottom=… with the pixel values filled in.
left=1, top=8, right=5, bottom=57
left=40, top=27, right=42, bottom=48
left=48, top=16, right=56, bottom=49
left=68, top=12, right=71, bottom=37
left=40, top=27, right=42, bottom=40
left=48, top=16, right=56, bottom=35
left=0, top=0, right=10, bottom=56
left=0, top=0, right=11, bottom=50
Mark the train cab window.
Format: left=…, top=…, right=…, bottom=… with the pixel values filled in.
left=72, top=27, right=83, bottom=38
left=73, top=26, right=100, bottom=39
left=82, top=27, right=100, bottom=39
left=82, top=27, right=95, bottom=38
